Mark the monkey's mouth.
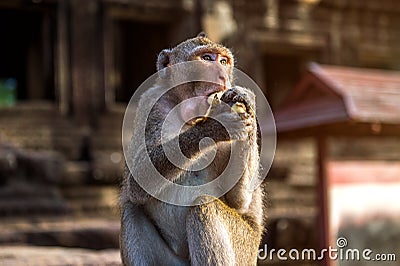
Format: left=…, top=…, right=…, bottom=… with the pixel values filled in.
left=182, top=88, right=229, bottom=126
left=185, top=91, right=224, bottom=125
left=198, top=78, right=230, bottom=98
left=205, top=82, right=230, bottom=96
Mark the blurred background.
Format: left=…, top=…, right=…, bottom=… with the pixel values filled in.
left=0, top=0, right=399, bottom=265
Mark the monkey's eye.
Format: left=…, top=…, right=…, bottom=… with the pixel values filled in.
left=220, top=58, right=228, bottom=65
left=201, top=54, right=213, bottom=61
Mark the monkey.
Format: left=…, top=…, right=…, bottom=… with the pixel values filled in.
left=120, top=33, right=265, bottom=266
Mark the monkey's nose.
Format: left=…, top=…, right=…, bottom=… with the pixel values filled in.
left=218, top=75, right=229, bottom=89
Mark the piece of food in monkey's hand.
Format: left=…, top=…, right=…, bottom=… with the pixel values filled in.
left=207, top=91, right=224, bottom=106
left=220, top=88, right=252, bottom=119
left=230, top=102, right=246, bottom=114
left=203, top=91, right=224, bottom=118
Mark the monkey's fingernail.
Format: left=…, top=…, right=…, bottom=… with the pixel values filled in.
left=231, top=102, right=246, bottom=114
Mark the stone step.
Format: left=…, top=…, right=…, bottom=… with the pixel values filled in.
left=0, top=246, right=121, bottom=266
left=0, top=184, right=61, bottom=199
left=0, top=199, right=68, bottom=217
left=62, top=186, right=119, bottom=200
left=0, top=184, right=68, bottom=217
left=61, top=186, right=119, bottom=215
left=63, top=159, right=123, bottom=185
left=0, top=217, right=120, bottom=250
left=0, top=184, right=119, bottom=218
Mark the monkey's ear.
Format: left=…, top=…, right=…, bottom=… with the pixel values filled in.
left=157, top=49, right=171, bottom=71
left=157, top=49, right=172, bottom=79
left=197, top=32, right=207, bottom=38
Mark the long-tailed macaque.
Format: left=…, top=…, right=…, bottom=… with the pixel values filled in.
left=120, top=33, right=264, bottom=265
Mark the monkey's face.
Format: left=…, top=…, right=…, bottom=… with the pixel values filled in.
left=191, top=48, right=233, bottom=94
left=175, top=50, right=233, bottom=125
left=157, top=35, right=234, bottom=125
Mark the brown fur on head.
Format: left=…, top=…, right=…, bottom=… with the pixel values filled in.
left=156, top=33, right=234, bottom=76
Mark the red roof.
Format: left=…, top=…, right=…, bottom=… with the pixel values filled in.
left=274, top=63, right=400, bottom=133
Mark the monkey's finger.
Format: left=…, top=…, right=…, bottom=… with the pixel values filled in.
left=232, top=94, right=254, bottom=115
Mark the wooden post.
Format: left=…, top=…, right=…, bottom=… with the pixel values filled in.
left=103, top=9, right=114, bottom=110
left=317, top=136, right=331, bottom=266
left=69, top=0, right=103, bottom=127
left=55, top=0, right=70, bottom=115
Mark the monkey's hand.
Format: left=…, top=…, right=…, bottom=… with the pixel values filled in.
left=205, top=86, right=256, bottom=141
left=220, top=86, right=256, bottom=118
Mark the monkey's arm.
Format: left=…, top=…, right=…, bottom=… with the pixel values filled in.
left=120, top=201, right=189, bottom=266
left=124, top=121, right=226, bottom=204
left=125, top=86, right=254, bottom=204
left=144, top=88, right=254, bottom=180
left=146, top=119, right=230, bottom=178
left=218, top=86, right=260, bottom=211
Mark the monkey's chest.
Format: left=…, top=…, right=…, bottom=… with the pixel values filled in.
left=145, top=201, right=190, bottom=258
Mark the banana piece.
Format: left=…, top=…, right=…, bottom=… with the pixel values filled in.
left=231, top=102, right=246, bottom=114
left=207, top=91, right=224, bottom=106
left=204, top=91, right=224, bottom=118
left=192, top=92, right=224, bottom=124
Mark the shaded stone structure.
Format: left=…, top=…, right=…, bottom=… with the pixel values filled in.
left=0, top=0, right=202, bottom=206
